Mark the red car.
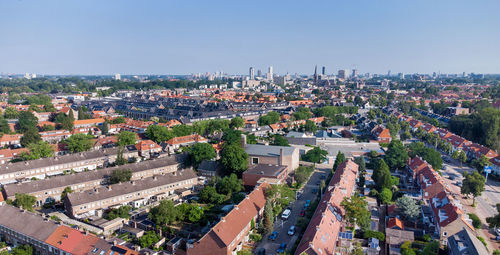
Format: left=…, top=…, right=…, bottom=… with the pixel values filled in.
left=299, top=210, right=306, bottom=217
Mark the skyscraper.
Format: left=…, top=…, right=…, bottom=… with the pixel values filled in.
left=313, top=65, right=318, bottom=84
left=322, top=66, right=326, bottom=75
left=267, top=66, right=273, bottom=80
left=249, top=67, right=255, bottom=80
left=352, top=69, right=358, bottom=78
left=257, top=69, right=262, bottom=77
left=338, top=70, right=346, bottom=79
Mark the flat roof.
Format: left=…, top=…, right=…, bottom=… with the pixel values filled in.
left=245, top=164, right=286, bottom=177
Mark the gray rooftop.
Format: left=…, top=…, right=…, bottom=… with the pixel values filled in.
left=0, top=146, right=135, bottom=175
left=2, top=154, right=182, bottom=197
left=0, top=205, right=59, bottom=241
left=245, top=164, right=286, bottom=176
left=245, top=144, right=296, bottom=157
left=447, top=227, right=488, bottom=255
left=67, top=169, right=197, bottom=206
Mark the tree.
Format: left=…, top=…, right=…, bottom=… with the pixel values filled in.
left=199, top=186, right=226, bottom=204
left=101, top=121, right=109, bottom=135
left=355, top=157, right=367, bottom=188
left=263, top=200, right=274, bottom=234
left=396, top=196, right=420, bottom=220
left=293, top=107, right=312, bottom=120
left=458, top=150, right=467, bottom=168
left=20, top=128, right=41, bottom=147
left=66, top=134, right=92, bottom=153
left=61, top=186, right=73, bottom=200
left=258, top=111, right=280, bottom=126
left=216, top=174, right=243, bottom=195
left=220, top=144, right=248, bottom=175
left=486, top=204, right=500, bottom=229
left=472, top=155, right=491, bottom=173
left=379, top=188, right=393, bottom=204
left=106, top=205, right=132, bottom=220
left=272, top=135, right=289, bottom=146
left=341, top=193, right=370, bottom=231
left=138, top=231, right=160, bottom=248
left=110, top=116, right=126, bottom=124
left=301, top=147, right=328, bottom=163
left=14, top=193, right=36, bottom=212
left=54, top=112, right=74, bottom=131
left=17, top=111, right=38, bottom=133
left=408, top=142, right=443, bottom=170
left=222, top=129, right=243, bottom=145
left=4, top=107, right=19, bottom=119
left=385, top=140, right=409, bottom=171
left=109, top=169, right=132, bottom=184
left=230, top=117, right=245, bottom=129
left=373, top=159, right=392, bottom=190
left=41, top=124, right=55, bottom=131
left=149, top=200, right=179, bottom=225
left=400, top=130, right=411, bottom=141
left=0, top=117, right=10, bottom=134
left=11, top=245, right=33, bottom=255
left=189, top=143, right=216, bottom=166
left=333, top=151, right=346, bottom=172
left=28, top=141, right=54, bottom=159
left=461, top=171, right=485, bottom=206
left=304, top=120, right=318, bottom=133
left=118, top=131, right=136, bottom=146
left=145, top=125, right=173, bottom=143
left=294, top=166, right=314, bottom=187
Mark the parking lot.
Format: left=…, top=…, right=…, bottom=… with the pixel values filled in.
left=255, top=165, right=331, bottom=254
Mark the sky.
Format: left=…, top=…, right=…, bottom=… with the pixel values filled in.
left=0, top=0, right=499, bottom=75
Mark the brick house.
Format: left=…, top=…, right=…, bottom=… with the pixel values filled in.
left=371, top=126, right=392, bottom=143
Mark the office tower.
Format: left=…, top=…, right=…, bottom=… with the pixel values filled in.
left=398, top=73, right=405, bottom=79
left=249, top=67, right=255, bottom=80
left=387, top=70, right=391, bottom=77
left=114, top=73, right=121, bottom=80
left=338, top=69, right=346, bottom=79
left=313, top=65, right=318, bottom=84
left=352, top=69, right=358, bottom=78
left=462, top=72, right=466, bottom=77
left=267, top=66, right=273, bottom=80
left=322, top=66, right=326, bottom=75
left=257, top=70, right=262, bottom=77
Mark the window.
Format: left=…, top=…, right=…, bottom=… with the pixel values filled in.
left=252, top=157, right=259, bottom=164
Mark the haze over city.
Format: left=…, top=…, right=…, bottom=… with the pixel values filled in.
left=1, top=0, right=499, bottom=75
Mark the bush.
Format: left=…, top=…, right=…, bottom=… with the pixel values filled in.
left=477, top=236, right=487, bottom=247
left=468, top=213, right=482, bottom=229
left=422, top=234, right=431, bottom=242
left=493, top=250, right=500, bottom=255
left=363, top=230, right=385, bottom=241
left=249, top=233, right=262, bottom=242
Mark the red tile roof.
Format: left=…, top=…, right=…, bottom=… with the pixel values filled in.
left=167, top=134, right=207, bottom=145
left=387, top=217, right=404, bottom=230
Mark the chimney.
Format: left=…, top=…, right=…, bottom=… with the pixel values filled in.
left=279, top=148, right=284, bottom=166
left=107, top=186, right=112, bottom=190
left=241, top=134, right=247, bottom=148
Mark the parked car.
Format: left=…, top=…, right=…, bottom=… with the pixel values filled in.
left=299, top=210, right=306, bottom=217
left=258, top=248, right=266, bottom=255
left=288, top=226, right=296, bottom=236
left=296, top=191, right=302, bottom=199
left=320, top=174, right=326, bottom=179
left=268, top=231, right=278, bottom=241
left=456, top=181, right=462, bottom=187
left=312, top=188, right=318, bottom=194
left=277, top=243, right=287, bottom=253
left=282, top=209, right=291, bottom=220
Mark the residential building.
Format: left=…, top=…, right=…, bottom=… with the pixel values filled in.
left=371, top=126, right=392, bottom=143
left=65, top=169, right=197, bottom=218
left=244, top=141, right=300, bottom=171
left=242, top=164, right=288, bottom=186
left=447, top=227, right=488, bottom=255
left=135, top=139, right=162, bottom=158
left=166, top=134, right=208, bottom=152
left=186, top=182, right=268, bottom=255
left=385, top=228, right=414, bottom=255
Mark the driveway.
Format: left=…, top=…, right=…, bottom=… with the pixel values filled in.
left=255, top=165, right=331, bottom=254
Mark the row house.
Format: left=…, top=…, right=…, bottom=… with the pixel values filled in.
left=33, top=111, right=53, bottom=122
left=489, top=156, right=500, bottom=175
left=408, top=119, right=423, bottom=131
left=40, top=130, right=72, bottom=143
left=0, top=148, right=29, bottom=164
left=0, top=146, right=138, bottom=184
left=444, top=135, right=470, bottom=153
left=464, top=143, right=498, bottom=160
left=0, top=204, right=138, bottom=255
left=65, top=169, right=198, bottom=218
left=135, top=139, right=162, bottom=158
left=166, top=134, right=208, bottom=152
left=186, top=182, right=268, bottom=255
left=0, top=134, right=22, bottom=147
left=295, top=160, right=359, bottom=255
left=2, top=154, right=183, bottom=206
left=73, top=118, right=105, bottom=128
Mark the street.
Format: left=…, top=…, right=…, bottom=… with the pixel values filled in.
left=255, top=164, right=331, bottom=254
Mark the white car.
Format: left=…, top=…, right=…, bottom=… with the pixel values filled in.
left=288, top=226, right=296, bottom=236
left=282, top=209, right=291, bottom=220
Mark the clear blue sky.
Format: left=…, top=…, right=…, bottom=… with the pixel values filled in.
left=0, top=0, right=499, bottom=75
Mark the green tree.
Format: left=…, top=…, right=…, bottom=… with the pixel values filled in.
left=304, top=120, right=318, bottom=133
left=106, top=205, right=132, bottom=220
left=149, top=200, right=179, bottom=225
left=333, top=151, right=346, bottom=172
left=379, top=188, right=393, bottom=204
left=373, top=159, right=392, bottom=190
left=293, top=107, right=312, bottom=120
left=258, top=111, right=281, bottom=126
left=486, top=204, right=500, bottom=229
left=145, top=125, right=173, bottom=143
left=396, top=196, right=420, bottom=220
left=199, top=186, right=226, bottom=204
left=54, top=112, right=74, bottom=131
left=461, top=171, right=485, bottom=206
left=20, top=128, right=41, bottom=147
left=458, top=150, right=467, bottom=168
left=110, top=116, right=126, bottom=124
left=11, top=245, right=33, bottom=255
left=41, top=124, right=55, bottom=131
left=263, top=200, right=274, bottom=234
left=61, top=186, right=73, bottom=200
left=189, top=142, right=216, bottom=166
left=472, top=155, right=491, bottom=173
left=109, top=169, right=132, bottom=184
left=101, top=121, right=109, bottom=135
left=341, top=193, right=370, bottom=231
left=117, top=131, right=136, bottom=146
left=222, top=129, right=243, bottom=145
left=4, top=107, right=19, bottom=119
left=28, top=141, right=54, bottom=159
left=385, top=140, right=409, bottom=170
left=355, top=157, right=367, bottom=188
left=272, top=135, right=290, bottom=146
left=301, top=147, right=328, bottom=163
left=78, top=106, right=91, bottom=120
left=138, top=231, right=160, bottom=248
left=14, top=193, right=36, bottom=212
left=216, top=173, right=243, bottom=195
left=66, top=134, right=92, bottom=153
left=220, top=144, right=248, bottom=176
left=230, top=117, right=245, bottom=129
left=17, top=111, right=38, bottom=133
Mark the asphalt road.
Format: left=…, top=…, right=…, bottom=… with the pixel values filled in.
left=255, top=165, right=331, bottom=254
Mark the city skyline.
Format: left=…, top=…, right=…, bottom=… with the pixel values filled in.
left=1, top=0, right=499, bottom=75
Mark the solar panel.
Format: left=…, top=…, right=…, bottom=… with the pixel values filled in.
left=339, top=232, right=353, bottom=240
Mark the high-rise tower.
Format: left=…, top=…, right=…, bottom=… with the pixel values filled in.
left=249, top=67, right=255, bottom=80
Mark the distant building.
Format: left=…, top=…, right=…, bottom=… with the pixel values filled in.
left=352, top=69, right=358, bottom=78
left=322, top=66, right=326, bottom=75
left=249, top=67, right=255, bottom=80
left=338, top=69, right=347, bottom=79
left=242, top=164, right=288, bottom=186
left=114, top=73, right=121, bottom=80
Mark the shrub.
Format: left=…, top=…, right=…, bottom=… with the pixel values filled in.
left=493, top=250, right=500, bottom=255
left=363, top=230, right=385, bottom=241
left=477, top=236, right=487, bottom=247
left=468, top=213, right=482, bottom=229
left=249, top=233, right=262, bottom=242
left=422, top=234, right=431, bottom=242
